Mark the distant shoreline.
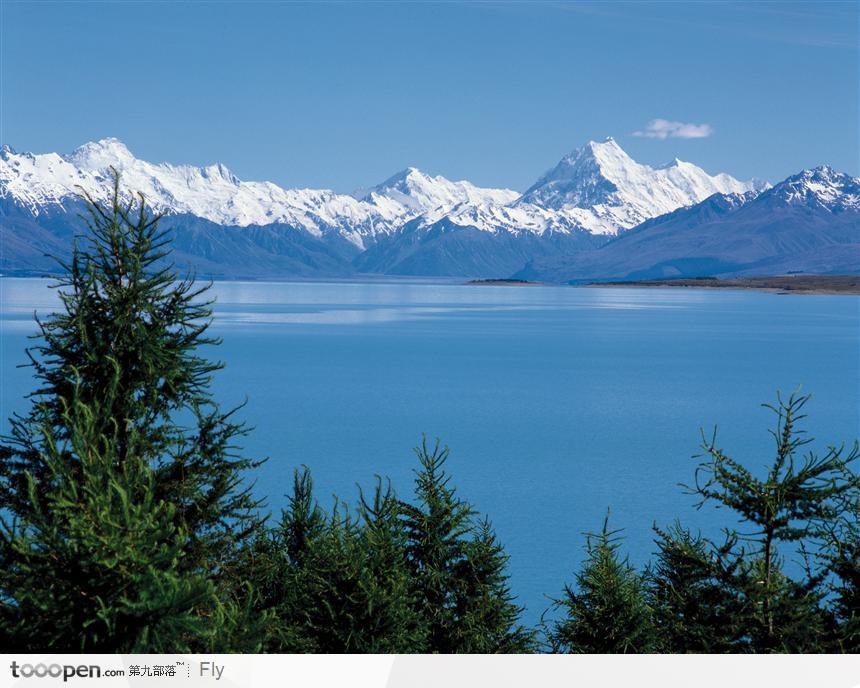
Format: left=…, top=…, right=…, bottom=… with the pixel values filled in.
left=583, top=275, right=860, bottom=295
left=4, top=273, right=858, bottom=294
left=466, top=278, right=544, bottom=286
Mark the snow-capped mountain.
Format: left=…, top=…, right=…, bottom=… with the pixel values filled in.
left=380, top=137, right=765, bottom=243
left=1, top=137, right=761, bottom=242
left=0, top=139, right=519, bottom=250
left=4, top=136, right=851, bottom=280
left=512, top=137, right=768, bottom=234
left=763, top=165, right=859, bottom=212
left=357, top=167, right=519, bottom=214
left=349, top=138, right=765, bottom=274
left=515, top=166, right=860, bottom=283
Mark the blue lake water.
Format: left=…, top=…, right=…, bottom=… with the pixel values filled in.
left=2, top=277, right=859, bottom=625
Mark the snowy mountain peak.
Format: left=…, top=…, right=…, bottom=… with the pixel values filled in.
left=65, top=137, right=135, bottom=169
left=513, top=138, right=765, bottom=234
left=0, top=140, right=519, bottom=248
left=518, top=142, right=622, bottom=211
left=360, top=166, right=519, bottom=215
left=2, top=136, right=855, bottom=280
left=551, top=137, right=634, bottom=176
left=722, top=190, right=760, bottom=209
left=367, top=166, right=434, bottom=196
left=765, top=166, right=859, bottom=211
left=0, top=136, right=783, bottom=248
left=585, top=136, right=632, bottom=159
left=199, top=162, right=241, bottom=186
left=797, top=165, right=842, bottom=184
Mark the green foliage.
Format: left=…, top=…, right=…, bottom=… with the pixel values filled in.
left=817, top=488, right=860, bottom=652
left=647, top=523, right=741, bottom=652
left=549, top=515, right=654, bottom=653
left=249, top=445, right=533, bottom=654
left=0, top=391, right=215, bottom=651
left=678, top=392, right=857, bottom=652
left=0, top=172, right=265, bottom=651
left=399, top=438, right=534, bottom=653
left=355, top=478, right=429, bottom=651
left=248, top=469, right=425, bottom=652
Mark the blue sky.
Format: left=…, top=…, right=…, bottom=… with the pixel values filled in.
left=2, top=1, right=857, bottom=192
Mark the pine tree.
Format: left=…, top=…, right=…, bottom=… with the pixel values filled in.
left=453, top=519, right=535, bottom=652
left=647, top=523, right=743, bottom=652
left=0, top=389, right=216, bottom=650
left=398, top=438, right=533, bottom=653
left=683, top=392, right=858, bottom=652
left=252, top=469, right=426, bottom=652
left=819, top=487, right=860, bottom=652
left=243, top=467, right=321, bottom=652
left=353, top=478, right=429, bottom=652
left=0, top=173, right=265, bottom=651
left=549, top=516, right=655, bottom=653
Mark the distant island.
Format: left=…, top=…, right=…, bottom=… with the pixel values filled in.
left=466, top=278, right=543, bottom=286
left=586, top=275, right=860, bottom=295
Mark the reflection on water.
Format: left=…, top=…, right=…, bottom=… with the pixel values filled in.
left=2, top=278, right=693, bottom=329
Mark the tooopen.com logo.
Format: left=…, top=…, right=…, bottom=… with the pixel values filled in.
left=10, top=662, right=124, bottom=682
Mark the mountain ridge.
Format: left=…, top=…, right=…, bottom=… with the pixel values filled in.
left=1, top=137, right=760, bottom=235
left=3, top=138, right=855, bottom=280
left=514, top=167, right=860, bottom=283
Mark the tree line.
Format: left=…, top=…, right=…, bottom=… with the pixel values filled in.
left=1, top=175, right=857, bottom=653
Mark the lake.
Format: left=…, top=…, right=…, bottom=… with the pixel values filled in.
left=2, top=277, right=858, bottom=625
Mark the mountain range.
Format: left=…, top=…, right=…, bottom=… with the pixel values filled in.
left=2, top=138, right=857, bottom=281
left=516, top=166, right=860, bottom=282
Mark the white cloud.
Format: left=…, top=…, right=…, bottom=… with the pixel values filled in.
left=633, top=119, right=714, bottom=139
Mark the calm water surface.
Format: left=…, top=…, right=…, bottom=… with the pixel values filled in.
left=2, top=277, right=858, bottom=624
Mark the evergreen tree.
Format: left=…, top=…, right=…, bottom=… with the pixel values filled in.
left=244, top=468, right=321, bottom=652
left=683, top=392, right=857, bottom=652
left=0, top=389, right=215, bottom=650
left=648, top=523, right=744, bottom=652
left=0, top=173, right=265, bottom=651
left=453, top=518, right=535, bottom=652
left=252, top=469, right=426, bottom=652
left=353, top=478, right=429, bottom=652
left=819, top=487, right=860, bottom=652
left=398, top=438, right=533, bottom=653
left=549, top=516, right=654, bottom=653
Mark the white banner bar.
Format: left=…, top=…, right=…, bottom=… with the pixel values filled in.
left=1, top=654, right=858, bottom=688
